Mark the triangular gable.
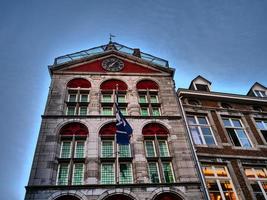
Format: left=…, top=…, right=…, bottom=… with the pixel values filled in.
left=247, top=82, right=267, bottom=96
left=189, top=75, right=212, bottom=91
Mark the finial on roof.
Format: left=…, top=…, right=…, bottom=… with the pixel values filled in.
left=109, top=33, right=116, bottom=43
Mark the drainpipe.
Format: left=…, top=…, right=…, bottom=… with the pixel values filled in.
left=178, top=96, right=210, bottom=200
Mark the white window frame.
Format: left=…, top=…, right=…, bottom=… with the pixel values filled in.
left=101, top=107, right=113, bottom=115
left=119, top=162, right=133, bottom=184
left=145, top=140, right=157, bottom=157
left=139, top=94, right=148, bottom=103
left=101, top=94, right=113, bottom=103
left=60, top=141, right=72, bottom=158
left=79, top=93, right=89, bottom=102
left=223, top=118, right=253, bottom=148
left=254, top=90, right=266, bottom=97
left=187, top=115, right=217, bottom=145
left=148, top=162, right=161, bottom=183
left=203, top=165, right=239, bottom=200
left=140, top=107, right=150, bottom=116
left=56, top=163, right=69, bottom=185
left=66, top=106, right=76, bottom=115
left=100, top=163, right=115, bottom=184
left=74, top=141, right=85, bottom=158
left=152, top=107, right=161, bottom=116
left=158, top=140, right=170, bottom=157
left=101, top=140, right=114, bottom=158
left=119, top=143, right=131, bottom=157
left=68, top=93, right=78, bottom=102
left=245, top=167, right=267, bottom=199
left=118, top=94, right=127, bottom=103
left=78, top=106, right=88, bottom=115
left=162, top=162, right=175, bottom=183
left=72, top=163, right=84, bottom=185
left=150, top=94, right=159, bottom=103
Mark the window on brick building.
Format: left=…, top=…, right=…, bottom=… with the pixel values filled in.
left=57, top=123, right=88, bottom=185
left=202, top=164, right=239, bottom=200
left=244, top=167, right=267, bottom=199
left=187, top=115, right=216, bottom=145
left=66, top=78, right=90, bottom=116
left=143, top=123, right=175, bottom=183
left=137, top=80, right=161, bottom=116
left=255, top=120, right=267, bottom=143
left=100, top=79, right=128, bottom=116
left=99, top=122, right=133, bottom=184
left=222, top=118, right=252, bottom=148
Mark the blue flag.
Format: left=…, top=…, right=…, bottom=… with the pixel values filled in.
left=115, top=90, right=133, bottom=145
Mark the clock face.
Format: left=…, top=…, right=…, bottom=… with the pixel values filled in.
left=101, top=57, right=124, bottom=72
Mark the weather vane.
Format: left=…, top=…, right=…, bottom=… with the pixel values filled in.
left=109, top=33, right=116, bottom=42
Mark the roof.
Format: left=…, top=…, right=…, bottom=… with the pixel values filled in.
left=52, top=42, right=169, bottom=68
left=189, top=75, right=211, bottom=90
left=247, top=82, right=267, bottom=96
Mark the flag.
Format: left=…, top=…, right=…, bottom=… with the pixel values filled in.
left=115, top=89, right=133, bottom=145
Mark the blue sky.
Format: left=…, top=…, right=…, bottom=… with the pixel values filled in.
left=0, top=0, right=267, bottom=199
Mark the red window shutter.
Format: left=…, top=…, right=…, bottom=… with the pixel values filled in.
left=142, top=123, right=169, bottom=136
left=99, top=122, right=116, bottom=136
left=67, top=78, right=91, bottom=88
left=60, top=122, right=88, bottom=136
left=137, top=80, right=158, bottom=90
left=100, top=79, right=128, bottom=91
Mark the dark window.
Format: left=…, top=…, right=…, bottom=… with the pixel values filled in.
left=195, top=84, right=209, bottom=91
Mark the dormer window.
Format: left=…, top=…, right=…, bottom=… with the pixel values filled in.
left=195, top=84, right=210, bottom=92
left=254, top=90, right=266, bottom=97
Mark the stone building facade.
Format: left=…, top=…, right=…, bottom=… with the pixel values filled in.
left=25, top=42, right=203, bottom=200
left=178, top=76, right=267, bottom=200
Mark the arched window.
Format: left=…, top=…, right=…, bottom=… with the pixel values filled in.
left=104, top=194, right=134, bottom=200
left=137, top=80, right=161, bottom=116
left=100, top=79, right=128, bottom=115
left=66, top=78, right=91, bottom=116
left=55, top=195, right=81, bottom=200
left=142, top=123, right=175, bottom=184
left=99, top=122, right=133, bottom=184
left=57, top=123, right=88, bottom=186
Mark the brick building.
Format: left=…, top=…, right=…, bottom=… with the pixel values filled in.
left=178, top=76, right=267, bottom=200
left=25, top=42, right=203, bottom=200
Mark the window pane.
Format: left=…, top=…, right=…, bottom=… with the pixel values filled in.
left=201, top=127, right=215, bottom=145
left=102, top=107, right=113, bottom=115
left=57, top=164, right=69, bottom=185
left=75, top=141, right=84, bottom=158
left=60, top=141, right=71, bottom=158
left=255, top=168, right=267, bottom=178
left=72, top=164, right=84, bottom=185
left=152, top=107, right=160, bottom=116
left=223, top=119, right=231, bottom=127
left=139, top=95, right=147, bottom=103
left=118, top=95, right=126, bottom=103
left=187, top=116, right=196, bottom=125
left=262, top=130, right=267, bottom=142
left=145, top=141, right=156, bottom=157
left=80, top=94, right=88, bottom=102
left=227, top=128, right=241, bottom=146
left=251, top=182, right=265, bottom=200
left=79, top=107, right=87, bottom=115
left=159, top=140, right=169, bottom=157
left=202, top=166, right=215, bottom=177
left=120, top=163, right=133, bottom=184
left=67, top=107, right=75, bottom=115
left=216, top=167, right=227, bottom=177
left=256, top=121, right=265, bottom=130
left=101, top=164, right=114, bottom=184
left=119, top=107, right=127, bottom=115
left=198, top=117, right=208, bottom=125
left=119, top=144, right=131, bottom=157
left=150, top=95, right=158, bottom=103
left=148, top=163, right=160, bottom=183
left=162, top=162, right=174, bottom=183
left=69, top=94, right=77, bottom=102
left=102, top=94, right=112, bottom=102
left=232, top=119, right=242, bottom=127
left=141, top=108, right=149, bottom=116
left=102, top=141, right=113, bottom=157
left=190, top=127, right=203, bottom=144
left=245, top=168, right=255, bottom=178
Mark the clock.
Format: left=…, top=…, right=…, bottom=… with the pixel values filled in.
left=101, top=57, right=124, bottom=72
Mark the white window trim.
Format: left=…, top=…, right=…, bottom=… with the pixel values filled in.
left=119, top=143, right=131, bottom=157
left=148, top=162, right=161, bottom=183
left=119, top=162, right=133, bottom=184
left=101, top=140, right=114, bottom=158
left=74, top=141, right=85, bottom=158
left=101, top=107, right=114, bottom=115
left=101, top=163, right=115, bottom=184
left=145, top=140, right=157, bottom=157
left=140, top=107, right=150, bottom=116
left=118, top=94, right=127, bottom=103
left=223, top=118, right=253, bottom=148
left=56, top=163, right=69, bottom=185
left=66, top=106, right=76, bottom=115
left=150, top=95, right=159, bottom=103
left=78, top=106, right=88, bottom=115
left=188, top=115, right=217, bottom=145
left=60, top=141, right=72, bottom=158
left=162, top=162, right=175, bottom=183
left=139, top=94, right=148, bottom=103
left=204, top=165, right=239, bottom=200
left=254, top=90, right=266, bottom=97
left=72, top=163, right=84, bottom=185
left=152, top=107, right=161, bottom=116
left=68, top=93, right=78, bottom=102
left=158, top=140, right=170, bottom=157
left=101, top=94, right=113, bottom=103
left=79, top=93, right=89, bottom=102
left=255, top=120, right=267, bottom=130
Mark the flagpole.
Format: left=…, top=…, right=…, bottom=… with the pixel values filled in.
left=115, top=84, right=120, bottom=184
